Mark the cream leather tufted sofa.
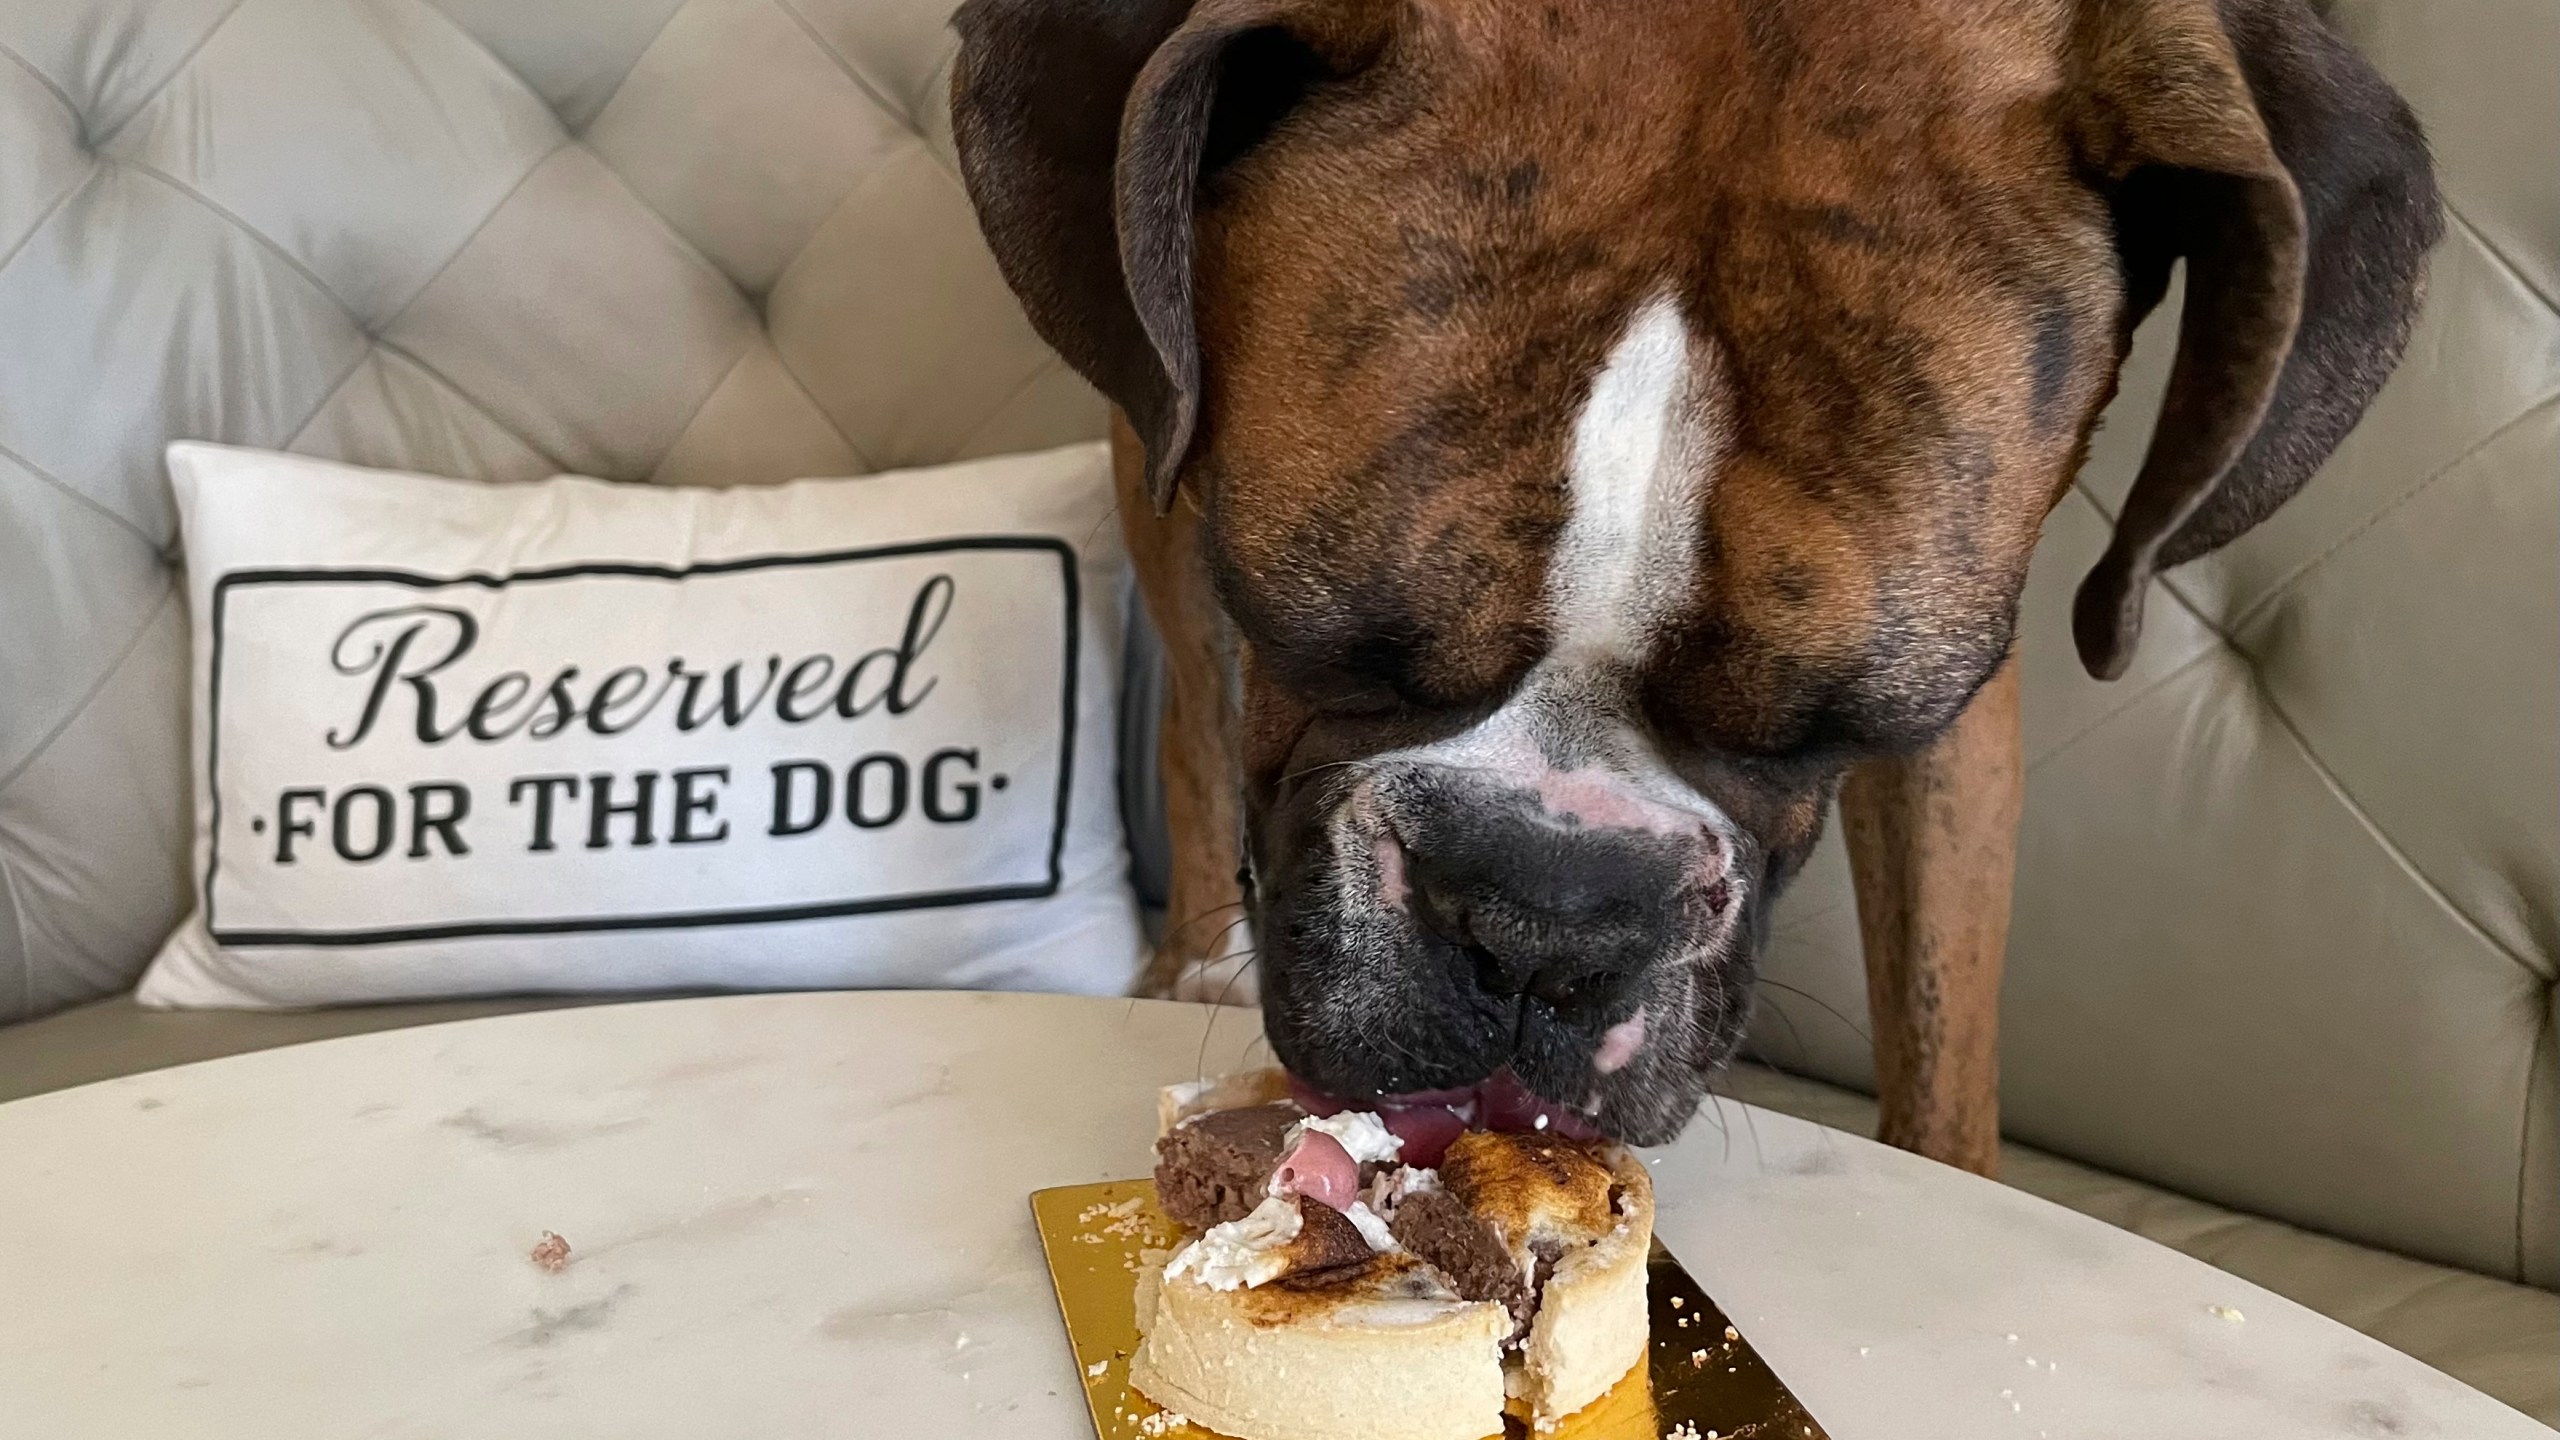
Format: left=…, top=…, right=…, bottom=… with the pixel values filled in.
left=0, top=0, right=2548, bottom=1422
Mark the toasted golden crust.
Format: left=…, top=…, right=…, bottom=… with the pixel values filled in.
left=1510, top=1146, right=1654, bottom=1425
left=1268, top=1201, right=1386, bottom=1294
left=1233, top=1251, right=1439, bottom=1322
left=1439, top=1131, right=1621, bottom=1256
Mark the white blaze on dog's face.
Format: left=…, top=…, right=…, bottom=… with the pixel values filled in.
left=1246, top=297, right=1767, bottom=1145
left=1362, top=297, right=1742, bottom=897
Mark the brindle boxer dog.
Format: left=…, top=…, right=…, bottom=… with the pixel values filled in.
left=950, top=0, right=2437, bottom=1173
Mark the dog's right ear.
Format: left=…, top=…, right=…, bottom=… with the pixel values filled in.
left=951, top=0, right=1393, bottom=513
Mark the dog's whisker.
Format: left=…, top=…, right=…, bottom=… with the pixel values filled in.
left=1275, top=757, right=1371, bottom=788
left=1080, top=503, right=1123, bottom=552
left=1193, top=946, right=1261, bottom=1081
left=1195, top=914, right=1254, bottom=965
left=1746, top=986, right=1819, bottom=1073
left=1208, top=948, right=1258, bottom=1011
left=1752, top=978, right=1872, bottom=1050
left=1163, top=901, right=1249, bottom=951
left=1693, top=1084, right=1733, bottom=1165
left=1716, top=1073, right=1769, bottom=1171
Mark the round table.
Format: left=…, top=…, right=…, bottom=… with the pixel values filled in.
left=0, top=992, right=2534, bottom=1439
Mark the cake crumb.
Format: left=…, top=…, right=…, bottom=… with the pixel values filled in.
left=1724, top=1325, right=1739, bottom=1341
left=2209, top=1305, right=2246, bottom=1324
left=1666, top=1423, right=1702, bottom=1440
left=1670, top=1295, right=1685, bottom=1310
left=1691, top=1348, right=1709, bottom=1367
left=528, top=1231, right=571, bottom=1273
left=1086, top=1358, right=1109, bottom=1378
left=1135, top=1409, right=1190, bottom=1436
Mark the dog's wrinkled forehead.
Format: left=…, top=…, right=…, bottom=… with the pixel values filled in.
left=957, top=0, right=2439, bottom=727
left=1352, top=297, right=1738, bottom=831
left=1187, top=0, right=2116, bottom=762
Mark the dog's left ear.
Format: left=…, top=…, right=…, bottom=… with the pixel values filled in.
left=951, top=0, right=1395, bottom=513
left=2068, top=0, right=2440, bottom=680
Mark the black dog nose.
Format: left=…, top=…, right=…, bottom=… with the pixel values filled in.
left=1397, top=814, right=1695, bottom=1020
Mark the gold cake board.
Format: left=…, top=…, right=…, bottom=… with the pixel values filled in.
left=1033, top=1179, right=1831, bottom=1440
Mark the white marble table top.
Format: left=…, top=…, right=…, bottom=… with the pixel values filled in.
left=0, top=991, right=2536, bottom=1439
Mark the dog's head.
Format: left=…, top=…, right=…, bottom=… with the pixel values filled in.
left=952, top=0, right=2436, bottom=1142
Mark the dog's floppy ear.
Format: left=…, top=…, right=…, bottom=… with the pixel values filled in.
left=951, top=0, right=1393, bottom=513
left=951, top=0, right=1195, bottom=509
left=2068, top=0, right=2439, bottom=679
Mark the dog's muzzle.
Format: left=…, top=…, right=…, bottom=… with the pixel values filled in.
left=1253, top=750, right=1759, bottom=1146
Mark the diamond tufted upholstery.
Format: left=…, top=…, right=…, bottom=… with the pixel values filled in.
left=1749, top=0, right=2558, bottom=1297
left=0, top=0, right=1110, bottom=1026
left=0, top=0, right=2549, bottom=1420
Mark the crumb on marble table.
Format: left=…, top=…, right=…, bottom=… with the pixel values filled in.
left=529, top=1231, right=572, bottom=1273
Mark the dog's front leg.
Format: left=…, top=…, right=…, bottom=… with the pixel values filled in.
left=1112, top=413, right=1252, bottom=1001
left=1839, top=654, right=2021, bottom=1178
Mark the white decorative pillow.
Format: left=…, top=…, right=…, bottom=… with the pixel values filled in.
left=140, top=442, right=1143, bottom=1008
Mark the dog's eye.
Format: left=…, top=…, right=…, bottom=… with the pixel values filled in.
left=1275, top=662, right=1408, bottom=719
left=1319, top=686, right=1405, bottom=719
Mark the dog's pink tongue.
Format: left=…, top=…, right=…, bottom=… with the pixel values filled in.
left=1475, top=1071, right=1601, bottom=1140
left=1378, top=1106, right=1468, bottom=1168
left=1284, top=1070, right=1596, bottom=1161
left=1284, top=1073, right=1349, bottom=1119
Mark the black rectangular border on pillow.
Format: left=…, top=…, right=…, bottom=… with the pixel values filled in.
left=202, top=538, right=1079, bottom=947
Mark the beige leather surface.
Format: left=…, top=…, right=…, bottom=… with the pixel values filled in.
left=1750, top=0, right=2559, bottom=1290
left=0, top=0, right=1106, bottom=1026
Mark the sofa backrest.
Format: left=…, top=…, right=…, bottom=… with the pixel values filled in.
left=1751, top=0, right=2557, bottom=1290
left=0, top=0, right=1107, bottom=1023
